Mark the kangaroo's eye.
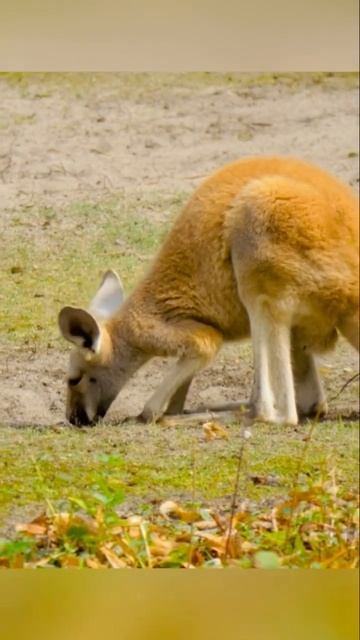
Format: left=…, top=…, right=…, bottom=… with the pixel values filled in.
left=89, top=377, right=97, bottom=384
left=68, top=376, right=82, bottom=387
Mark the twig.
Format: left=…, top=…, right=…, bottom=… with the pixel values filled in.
left=284, top=421, right=317, bottom=548
left=186, top=434, right=197, bottom=569
left=225, top=429, right=248, bottom=560
left=159, top=409, right=240, bottom=428
left=329, top=372, right=360, bottom=403
left=31, top=457, right=56, bottom=516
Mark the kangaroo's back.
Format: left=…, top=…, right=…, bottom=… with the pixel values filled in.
left=132, top=156, right=358, bottom=340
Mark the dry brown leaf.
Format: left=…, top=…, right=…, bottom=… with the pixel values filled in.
left=52, top=512, right=71, bottom=536
left=115, top=538, right=139, bottom=565
left=203, top=421, right=229, bottom=441
left=0, top=554, right=24, bottom=568
left=188, top=547, right=205, bottom=567
left=29, top=512, right=48, bottom=526
left=110, top=525, right=128, bottom=536
left=252, top=519, right=273, bottom=531
left=149, top=533, right=177, bottom=557
left=0, top=558, right=10, bottom=568
left=15, top=522, right=47, bottom=536
left=179, top=509, right=201, bottom=524
left=85, top=557, right=103, bottom=569
left=210, top=511, right=227, bottom=532
left=100, top=545, right=128, bottom=568
left=175, top=532, right=192, bottom=543
left=195, top=519, right=217, bottom=530
left=159, top=500, right=200, bottom=523
left=60, top=555, right=81, bottom=568
left=127, top=515, right=143, bottom=539
left=31, top=557, right=52, bottom=568
left=196, top=532, right=227, bottom=555
left=159, top=500, right=181, bottom=518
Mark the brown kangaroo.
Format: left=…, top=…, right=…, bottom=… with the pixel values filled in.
left=58, top=156, right=359, bottom=426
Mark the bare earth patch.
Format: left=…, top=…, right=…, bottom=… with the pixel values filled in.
left=0, top=340, right=358, bottom=427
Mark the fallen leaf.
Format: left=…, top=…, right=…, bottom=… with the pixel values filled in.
left=203, top=421, right=229, bottom=441
left=149, top=534, right=177, bottom=557
left=195, top=519, right=217, bottom=530
left=159, top=501, right=200, bottom=523
left=60, top=555, right=81, bottom=568
left=86, top=557, right=103, bottom=569
left=195, top=532, right=227, bottom=556
left=100, top=545, right=127, bottom=568
left=15, top=523, right=47, bottom=536
left=159, top=500, right=181, bottom=519
left=127, top=515, right=143, bottom=539
left=241, top=541, right=257, bottom=553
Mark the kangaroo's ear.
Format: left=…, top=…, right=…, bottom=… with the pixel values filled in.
left=88, top=270, right=124, bottom=320
left=58, top=307, right=101, bottom=352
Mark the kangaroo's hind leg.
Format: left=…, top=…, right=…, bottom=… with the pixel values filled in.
left=291, top=333, right=328, bottom=418
left=245, top=297, right=298, bottom=425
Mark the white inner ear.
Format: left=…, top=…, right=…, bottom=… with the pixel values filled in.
left=58, top=306, right=102, bottom=353
left=88, top=270, right=124, bottom=320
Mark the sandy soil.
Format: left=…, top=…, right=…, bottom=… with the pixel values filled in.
left=0, top=74, right=359, bottom=426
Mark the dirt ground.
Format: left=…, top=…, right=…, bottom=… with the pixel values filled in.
left=0, top=73, right=359, bottom=426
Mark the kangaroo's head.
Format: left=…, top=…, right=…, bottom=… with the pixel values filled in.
left=58, top=270, right=140, bottom=426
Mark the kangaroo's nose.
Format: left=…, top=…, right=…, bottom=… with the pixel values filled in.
left=69, top=406, right=92, bottom=426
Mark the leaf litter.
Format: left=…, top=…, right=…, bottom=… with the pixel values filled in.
left=0, top=468, right=358, bottom=569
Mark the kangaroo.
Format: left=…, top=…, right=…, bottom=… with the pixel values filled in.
left=58, top=156, right=359, bottom=426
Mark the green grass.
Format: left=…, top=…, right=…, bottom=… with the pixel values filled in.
left=0, top=191, right=187, bottom=348
left=0, top=72, right=358, bottom=100
left=0, top=419, right=358, bottom=528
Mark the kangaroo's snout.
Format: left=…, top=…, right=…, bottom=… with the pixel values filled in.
left=68, top=406, right=93, bottom=427
left=68, top=404, right=108, bottom=427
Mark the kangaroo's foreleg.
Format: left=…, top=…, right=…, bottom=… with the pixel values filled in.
left=165, top=379, right=193, bottom=415
left=338, top=311, right=359, bottom=352
left=141, top=356, right=205, bottom=422
left=138, top=320, right=223, bottom=423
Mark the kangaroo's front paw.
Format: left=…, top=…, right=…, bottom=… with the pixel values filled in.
left=138, top=405, right=163, bottom=424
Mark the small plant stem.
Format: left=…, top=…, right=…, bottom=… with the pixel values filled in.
left=187, top=434, right=196, bottom=569
left=329, top=372, right=360, bottom=402
left=31, top=457, right=56, bottom=516
left=225, top=430, right=247, bottom=560
left=284, top=421, right=317, bottom=548
left=140, top=522, right=153, bottom=568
